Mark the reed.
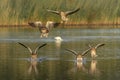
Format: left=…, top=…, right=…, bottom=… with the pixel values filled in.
left=0, top=0, right=120, bottom=25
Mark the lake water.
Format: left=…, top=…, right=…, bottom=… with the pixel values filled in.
left=0, top=26, right=120, bottom=80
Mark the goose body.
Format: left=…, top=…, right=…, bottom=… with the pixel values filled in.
left=28, top=21, right=60, bottom=38
left=47, top=8, right=80, bottom=23
left=89, top=43, right=105, bottom=58
left=18, top=42, right=47, bottom=58
left=65, top=48, right=90, bottom=62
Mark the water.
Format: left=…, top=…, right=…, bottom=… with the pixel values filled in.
left=0, top=27, right=120, bottom=80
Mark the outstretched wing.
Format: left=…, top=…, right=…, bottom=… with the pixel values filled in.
left=46, top=21, right=60, bottom=30
left=88, top=44, right=92, bottom=48
left=18, top=42, right=32, bottom=54
left=81, top=48, right=91, bottom=56
left=95, top=43, right=105, bottom=49
left=47, top=9, right=60, bottom=15
left=34, top=43, right=47, bottom=54
left=28, top=21, right=42, bottom=27
left=65, top=8, right=80, bottom=16
left=65, top=49, right=78, bottom=56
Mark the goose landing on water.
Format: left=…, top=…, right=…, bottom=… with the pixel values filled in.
left=28, top=21, right=60, bottom=38
left=18, top=42, right=47, bottom=59
left=65, top=48, right=91, bottom=62
left=89, top=43, right=105, bottom=58
left=18, top=42, right=47, bottom=74
left=47, top=8, right=80, bottom=23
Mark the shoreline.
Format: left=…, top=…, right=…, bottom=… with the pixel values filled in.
left=0, top=23, right=120, bottom=28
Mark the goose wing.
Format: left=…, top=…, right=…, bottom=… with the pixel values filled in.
left=18, top=42, right=32, bottom=54
left=95, top=43, right=105, bottom=49
left=28, top=21, right=42, bottom=27
left=88, top=44, right=92, bottom=48
left=81, top=48, right=91, bottom=56
left=34, top=43, right=47, bottom=54
left=47, top=9, right=60, bottom=15
left=65, top=49, right=78, bottom=56
left=65, top=8, right=80, bottom=16
left=46, top=21, right=60, bottom=30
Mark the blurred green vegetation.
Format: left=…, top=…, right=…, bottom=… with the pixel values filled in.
left=0, top=0, right=120, bottom=25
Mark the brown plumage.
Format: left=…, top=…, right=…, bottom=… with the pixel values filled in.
left=89, top=43, right=105, bottom=58
left=18, top=42, right=47, bottom=74
left=18, top=42, right=47, bottom=56
left=65, top=48, right=91, bottom=61
left=47, top=8, right=80, bottom=23
left=28, top=21, right=60, bottom=38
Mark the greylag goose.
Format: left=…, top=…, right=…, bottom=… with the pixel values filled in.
left=65, top=48, right=90, bottom=62
left=89, top=43, right=105, bottom=58
left=28, top=21, right=60, bottom=38
left=47, top=8, right=80, bottom=23
left=18, top=42, right=47, bottom=59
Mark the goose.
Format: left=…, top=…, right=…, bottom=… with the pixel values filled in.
left=18, top=42, right=47, bottom=59
left=47, top=8, right=80, bottom=23
left=28, top=21, right=60, bottom=38
left=89, top=43, right=105, bottom=58
left=65, top=48, right=91, bottom=62
left=18, top=42, right=47, bottom=74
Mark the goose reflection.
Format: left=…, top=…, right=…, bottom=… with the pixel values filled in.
left=54, top=36, right=63, bottom=48
left=89, top=43, right=105, bottom=59
left=89, top=60, right=100, bottom=76
left=28, top=57, right=46, bottom=75
left=68, top=59, right=87, bottom=73
left=76, top=59, right=87, bottom=72
left=18, top=42, right=47, bottom=74
left=28, top=57, right=38, bottom=74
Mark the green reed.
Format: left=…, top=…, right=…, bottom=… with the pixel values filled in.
left=0, top=0, right=120, bottom=25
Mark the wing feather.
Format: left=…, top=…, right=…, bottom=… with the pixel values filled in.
left=65, top=8, right=80, bottom=16
left=95, top=43, right=105, bottom=49
left=18, top=42, right=32, bottom=54
left=81, top=48, right=91, bottom=56
left=46, top=21, right=60, bottom=30
left=47, top=9, right=60, bottom=15
left=28, top=21, right=42, bottom=27
left=65, top=49, right=78, bottom=56
left=34, top=43, right=47, bottom=54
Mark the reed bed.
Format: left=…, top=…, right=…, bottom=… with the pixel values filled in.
left=0, top=0, right=120, bottom=25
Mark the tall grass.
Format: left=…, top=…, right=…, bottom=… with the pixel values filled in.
left=0, top=0, right=120, bottom=25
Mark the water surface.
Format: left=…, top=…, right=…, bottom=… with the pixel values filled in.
left=0, top=26, right=120, bottom=80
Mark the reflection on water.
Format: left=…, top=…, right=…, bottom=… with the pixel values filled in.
left=76, top=59, right=88, bottom=73
left=0, top=27, right=120, bottom=80
left=28, top=57, right=46, bottom=75
left=89, top=60, right=100, bottom=76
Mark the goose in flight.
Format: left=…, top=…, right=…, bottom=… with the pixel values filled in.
left=18, top=42, right=47, bottom=59
left=89, top=43, right=105, bottom=58
left=28, top=21, right=60, bottom=38
left=47, top=8, right=80, bottom=23
left=65, top=48, right=91, bottom=62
